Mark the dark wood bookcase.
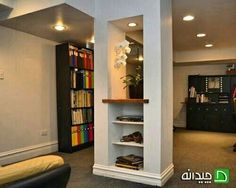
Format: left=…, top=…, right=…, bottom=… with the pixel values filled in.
left=56, top=43, right=94, bottom=153
left=187, top=75, right=236, bottom=133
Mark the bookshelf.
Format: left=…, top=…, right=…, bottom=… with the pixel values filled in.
left=56, top=43, right=94, bottom=153
left=187, top=75, right=236, bottom=132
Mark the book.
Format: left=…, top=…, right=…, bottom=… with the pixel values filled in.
left=116, top=154, right=143, bottom=165
left=115, top=163, right=142, bottom=170
left=71, top=126, right=78, bottom=146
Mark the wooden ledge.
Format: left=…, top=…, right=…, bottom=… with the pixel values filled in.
left=102, top=99, right=149, bottom=104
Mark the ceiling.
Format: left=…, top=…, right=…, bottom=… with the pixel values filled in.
left=0, top=4, right=94, bottom=47
left=111, top=15, right=143, bottom=33
left=0, top=1, right=236, bottom=53
left=173, top=0, right=236, bottom=51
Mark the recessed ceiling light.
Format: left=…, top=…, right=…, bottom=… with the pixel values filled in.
left=197, top=33, right=206, bottom=38
left=53, top=24, right=66, bottom=31
left=128, top=22, right=137, bottom=27
left=205, top=44, right=213, bottom=48
left=183, top=15, right=194, bottom=21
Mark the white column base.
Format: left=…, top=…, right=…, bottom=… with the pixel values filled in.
left=93, top=163, right=174, bottom=187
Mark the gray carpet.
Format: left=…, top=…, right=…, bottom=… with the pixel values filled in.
left=58, top=129, right=236, bottom=188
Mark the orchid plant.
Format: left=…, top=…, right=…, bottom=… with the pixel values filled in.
left=114, top=40, right=131, bottom=69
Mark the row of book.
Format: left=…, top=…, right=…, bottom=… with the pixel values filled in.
left=71, top=124, right=94, bottom=147
left=115, top=154, right=143, bottom=170
left=71, top=90, right=93, bottom=108
left=71, top=108, right=93, bottom=125
left=69, top=47, right=94, bottom=70
left=71, top=70, right=94, bottom=89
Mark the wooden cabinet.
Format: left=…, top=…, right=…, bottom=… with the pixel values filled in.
left=187, top=75, right=236, bottom=133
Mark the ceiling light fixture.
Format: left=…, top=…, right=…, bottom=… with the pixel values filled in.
left=53, top=24, right=66, bottom=31
left=205, top=44, right=213, bottom=48
left=183, top=15, right=194, bottom=21
left=128, top=22, right=137, bottom=27
left=197, top=33, right=206, bottom=38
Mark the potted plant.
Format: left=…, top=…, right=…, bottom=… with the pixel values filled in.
left=121, top=65, right=143, bottom=99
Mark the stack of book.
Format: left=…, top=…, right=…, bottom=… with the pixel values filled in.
left=115, top=154, right=143, bottom=170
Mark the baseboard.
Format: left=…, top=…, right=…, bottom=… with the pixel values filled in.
left=173, top=122, right=186, bottom=128
left=93, top=163, right=174, bottom=187
left=0, top=141, right=58, bottom=165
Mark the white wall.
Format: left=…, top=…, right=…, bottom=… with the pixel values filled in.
left=65, top=0, right=95, bottom=17
left=173, top=64, right=227, bottom=127
left=0, top=25, right=57, bottom=164
left=126, top=30, right=143, bottom=44
left=160, top=0, right=173, bottom=171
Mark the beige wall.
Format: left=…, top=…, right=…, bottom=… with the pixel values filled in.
left=108, top=23, right=127, bottom=98
left=174, top=47, right=236, bottom=63
left=173, top=64, right=227, bottom=127
left=0, top=25, right=57, bottom=164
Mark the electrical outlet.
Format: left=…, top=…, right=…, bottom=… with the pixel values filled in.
left=40, top=130, right=48, bottom=136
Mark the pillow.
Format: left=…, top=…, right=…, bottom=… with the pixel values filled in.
left=0, top=155, right=64, bottom=185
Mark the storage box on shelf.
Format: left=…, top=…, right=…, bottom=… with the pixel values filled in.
left=187, top=75, right=236, bottom=132
left=56, top=43, right=94, bottom=153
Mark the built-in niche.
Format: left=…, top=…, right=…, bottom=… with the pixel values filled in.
left=109, top=16, right=143, bottom=99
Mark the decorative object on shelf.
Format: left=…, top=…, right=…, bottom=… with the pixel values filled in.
left=121, top=65, right=143, bottom=99
left=114, top=40, right=131, bottom=69
left=189, top=86, right=196, bottom=98
left=232, top=86, right=236, bottom=98
left=120, top=131, right=143, bottom=144
left=115, top=154, right=143, bottom=170
left=226, top=64, right=236, bottom=75
left=208, top=77, right=220, bottom=89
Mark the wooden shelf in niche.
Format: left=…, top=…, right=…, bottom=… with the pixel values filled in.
left=112, top=141, right=143, bottom=148
left=112, top=121, right=143, bottom=125
left=102, top=99, right=149, bottom=104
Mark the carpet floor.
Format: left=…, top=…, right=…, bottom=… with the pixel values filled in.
left=58, top=129, right=236, bottom=188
